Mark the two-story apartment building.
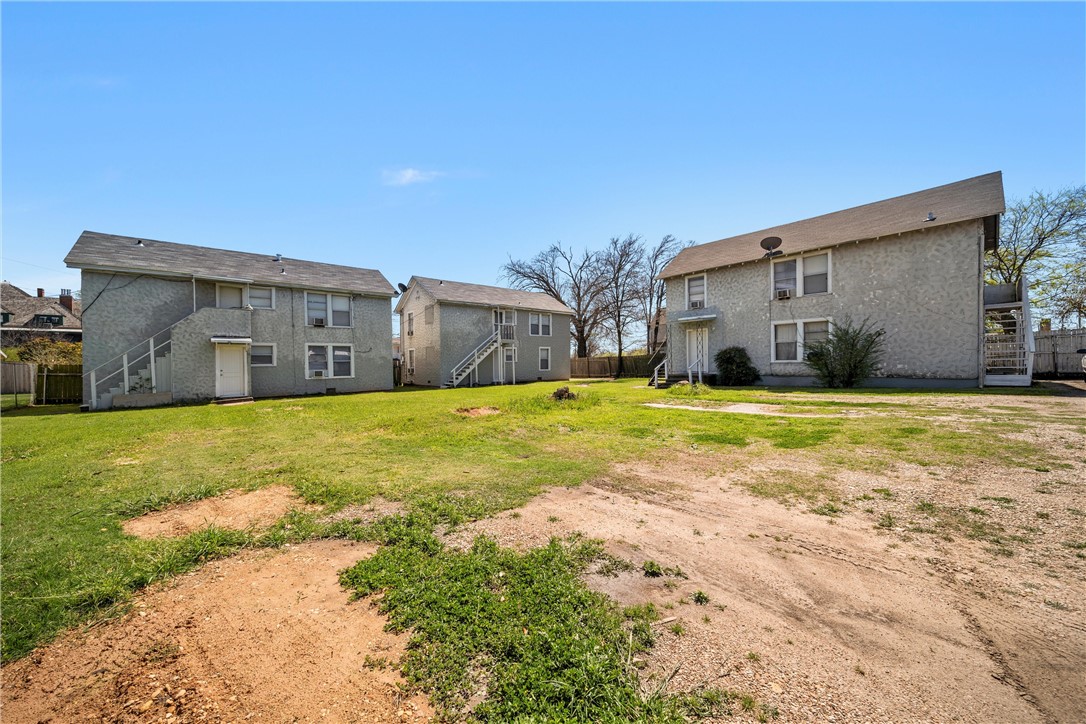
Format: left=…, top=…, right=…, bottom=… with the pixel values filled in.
left=659, top=172, right=1030, bottom=387
left=394, top=276, right=573, bottom=387
left=65, top=231, right=396, bottom=409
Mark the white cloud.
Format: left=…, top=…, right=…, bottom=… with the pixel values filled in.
left=381, top=168, right=445, bottom=187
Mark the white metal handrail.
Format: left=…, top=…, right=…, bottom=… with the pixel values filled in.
left=495, top=323, right=516, bottom=341
left=451, top=330, right=500, bottom=383
left=687, top=359, right=704, bottom=385
left=652, top=359, right=668, bottom=387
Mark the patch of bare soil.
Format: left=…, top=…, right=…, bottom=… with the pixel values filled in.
left=451, top=441, right=1084, bottom=722
left=455, top=406, right=501, bottom=417
left=320, top=497, right=407, bottom=524
left=643, top=401, right=862, bottom=417
left=1, top=541, right=433, bottom=723
left=123, top=485, right=312, bottom=539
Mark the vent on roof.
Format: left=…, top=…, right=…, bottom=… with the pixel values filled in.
left=135, top=239, right=146, bottom=247
left=924, top=212, right=937, bottom=222
left=273, top=253, right=283, bottom=262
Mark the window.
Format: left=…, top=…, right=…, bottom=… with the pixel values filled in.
left=251, top=344, right=276, bottom=366
left=774, top=323, right=798, bottom=361
left=772, top=252, right=832, bottom=298
left=772, top=318, right=832, bottom=362
left=803, top=254, right=829, bottom=295
left=529, top=313, right=552, bottom=336
left=307, top=344, right=354, bottom=378
left=687, top=275, right=706, bottom=308
left=306, top=292, right=352, bottom=326
left=773, top=260, right=797, bottom=295
left=1, top=312, right=11, bottom=324
left=217, top=284, right=244, bottom=309
left=407, top=348, right=415, bottom=370
left=248, top=286, right=274, bottom=310
left=539, top=346, right=551, bottom=371
left=407, top=312, right=414, bottom=335
left=494, top=309, right=516, bottom=325
left=504, top=347, right=517, bottom=363
left=33, top=314, right=64, bottom=326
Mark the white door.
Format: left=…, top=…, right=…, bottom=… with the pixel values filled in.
left=217, top=344, right=248, bottom=397
left=686, top=328, right=709, bottom=374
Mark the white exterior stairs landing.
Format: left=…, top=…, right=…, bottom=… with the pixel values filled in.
left=447, top=331, right=502, bottom=388
left=983, top=278, right=1035, bottom=387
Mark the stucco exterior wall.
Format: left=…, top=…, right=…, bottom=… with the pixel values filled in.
left=81, top=270, right=393, bottom=406
left=664, top=220, right=984, bottom=384
left=398, top=285, right=443, bottom=387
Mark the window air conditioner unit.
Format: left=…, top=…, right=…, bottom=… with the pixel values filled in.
left=406, top=367, right=414, bottom=375
left=407, top=330, right=414, bottom=336
left=775, top=289, right=792, bottom=301
left=690, top=300, right=704, bottom=309
left=313, top=317, right=326, bottom=327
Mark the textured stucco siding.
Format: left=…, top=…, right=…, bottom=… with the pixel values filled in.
left=399, top=285, right=443, bottom=387
left=665, top=220, right=984, bottom=384
left=81, top=270, right=392, bottom=405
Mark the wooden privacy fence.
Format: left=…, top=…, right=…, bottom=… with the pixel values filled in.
left=1, top=362, right=36, bottom=394
left=36, top=364, right=83, bottom=404
left=1033, top=329, right=1086, bottom=377
left=571, top=354, right=657, bottom=378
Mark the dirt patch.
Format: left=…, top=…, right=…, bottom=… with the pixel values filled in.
left=644, top=401, right=861, bottom=417
left=123, top=485, right=312, bottom=539
left=1, top=540, right=433, bottom=723
left=320, top=497, right=408, bottom=524
left=454, top=406, right=501, bottom=417
left=450, top=448, right=1084, bottom=723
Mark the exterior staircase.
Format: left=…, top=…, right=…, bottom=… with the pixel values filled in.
left=86, top=323, right=179, bottom=410
left=446, top=331, right=502, bottom=388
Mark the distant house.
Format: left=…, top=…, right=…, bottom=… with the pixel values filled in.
left=658, top=172, right=1033, bottom=388
left=1, top=283, right=82, bottom=345
left=65, top=231, right=396, bottom=409
left=394, top=276, right=573, bottom=387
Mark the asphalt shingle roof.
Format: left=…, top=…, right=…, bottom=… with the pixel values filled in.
left=408, top=276, right=574, bottom=315
left=64, top=231, right=395, bottom=296
left=661, top=172, right=1005, bottom=279
left=1, top=282, right=82, bottom=329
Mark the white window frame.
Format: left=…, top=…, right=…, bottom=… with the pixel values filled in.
left=771, top=317, right=833, bottom=363
left=406, top=312, right=414, bottom=335
left=504, top=346, right=518, bottom=363
left=250, top=343, right=277, bottom=367
left=538, top=346, right=551, bottom=371
left=407, top=348, right=415, bottom=371
left=247, top=286, right=275, bottom=310
left=494, top=308, right=517, bottom=326
left=685, top=274, right=707, bottom=309
left=305, top=291, right=353, bottom=327
left=216, top=283, right=246, bottom=309
left=306, top=343, right=355, bottom=379
left=529, top=312, right=552, bottom=337
left=770, top=250, right=833, bottom=299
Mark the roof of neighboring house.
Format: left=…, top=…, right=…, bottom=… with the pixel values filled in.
left=396, top=276, right=574, bottom=315
left=661, top=171, right=1005, bottom=279
left=1, top=282, right=82, bottom=330
left=65, top=231, right=396, bottom=296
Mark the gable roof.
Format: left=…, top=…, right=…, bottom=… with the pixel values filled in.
left=396, top=276, right=574, bottom=315
left=1, top=282, right=82, bottom=329
left=65, top=231, right=395, bottom=296
left=661, top=172, right=1005, bottom=279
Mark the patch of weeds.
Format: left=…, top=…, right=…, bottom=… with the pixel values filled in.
left=757, top=704, right=781, bottom=722
left=666, top=382, right=713, bottom=398
left=915, top=500, right=937, bottom=514
left=1044, top=599, right=1069, bottom=611
left=968, top=507, right=989, bottom=516
left=669, top=622, right=686, bottom=636
left=141, top=639, right=181, bottom=663
left=1035, top=511, right=1050, bottom=520
left=693, top=590, right=710, bottom=605
left=547, top=515, right=561, bottom=523
left=1062, top=541, right=1086, bottom=550
left=1034, top=466, right=1051, bottom=473
left=691, top=431, right=749, bottom=447
left=363, top=654, right=393, bottom=670
left=872, top=488, right=894, bottom=499
left=981, top=496, right=1016, bottom=508
left=747, top=532, right=759, bottom=539
left=340, top=516, right=714, bottom=721
left=663, top=580, right=678, bottom=591
left=508, top=511, right=521, bottom=519
left=642, top=560, right=664, bottom=577
left=674, top=688, right=738, bottom=719
left=745, top=470, right=839, bottom=505
left=739, top=694, right=757, bottom=713
left=876, top=513, right=896, bottom=529
left=810, top=502, right=843, bottom=516
left=115, top=483, right=223, bottom=518
left=856, top=493, right=875, bottom=501
left=595, top=553, right=636, bottom=578
left=987, top=545, right=1015, bottom=558
left=1068, top=508, right=1085, bottom=517
left=854, top=664, right=866, bottom=676
left=702, top=614, right=711, bottom=624
left=746, top=651, right=760, bottom=662
left=693, top=528, right=703, bottom=537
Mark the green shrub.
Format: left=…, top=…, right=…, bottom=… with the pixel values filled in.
left=713, top=347, right=761, bottom=386
left=804, top=317, right=886, bottom=388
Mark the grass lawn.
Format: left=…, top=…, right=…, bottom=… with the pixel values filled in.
left=0, top=380, right=1060, bottom=668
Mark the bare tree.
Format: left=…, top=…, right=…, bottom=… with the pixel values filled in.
left=988, top=186, right=1086, bottom=285
left=502, top=244, right=607, bottom=358
left=636, top=234, right=690, bottom=360
left=598, top=234, right=645, bottom=376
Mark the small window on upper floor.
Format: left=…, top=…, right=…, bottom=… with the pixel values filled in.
left=773, top=260, right=797, bottom=296
left=773, top=252, right=831, bottom=298
left=33, top=314, right=64, bottom=326
left=1, top=312, right=11, bottom=324
left=249, top=286, right=274, bottom=310
left=218, top=284, right=244, bottom=309
left=406, top=312, right=415, bottom=335
left=686, top=275, right=706, bottom=309
left=803, top=254, right=829, bottom=295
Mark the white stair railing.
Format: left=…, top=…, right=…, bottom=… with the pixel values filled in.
left=651, top=359, right=668, bottom=387
left=687, top=359, right=704, bottom=385
left=449, top=331, right=501, bottom=387
left=84, top=316, right=191, bottom=409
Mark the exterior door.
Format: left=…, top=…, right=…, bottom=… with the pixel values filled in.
left=216, top=344, right=248, bottom=398
left=686, top=327, right=709, bottom=374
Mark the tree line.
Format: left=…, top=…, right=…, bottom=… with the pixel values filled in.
left=501, top=235, right=690, bottom=373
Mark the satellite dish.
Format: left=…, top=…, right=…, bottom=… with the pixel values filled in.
left=759, top=236, right=782, bottom=251
left=397, top=282, right=408, bottom=293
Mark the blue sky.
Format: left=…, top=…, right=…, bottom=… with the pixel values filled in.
left=3, top=2, right=1084, bottom=309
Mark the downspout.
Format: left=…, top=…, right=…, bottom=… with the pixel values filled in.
left=977, top=220, right=986, bottom=388
left=192, top=276, right=197, bottom=313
